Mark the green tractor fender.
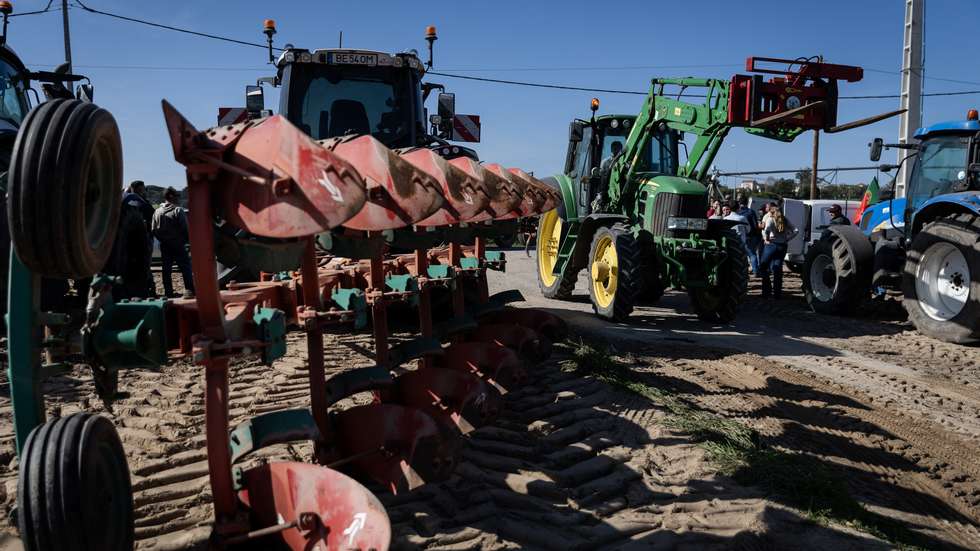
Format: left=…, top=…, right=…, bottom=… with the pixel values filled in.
left=539, top=174, right=577, bottom=221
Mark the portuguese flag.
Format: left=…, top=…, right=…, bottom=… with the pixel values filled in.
left=852, top=176, right=880, bottom=224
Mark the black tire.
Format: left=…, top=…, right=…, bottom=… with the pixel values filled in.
left=688, top=230, right=748, bottom=323
left=8, top=99, right=122, bottom=279
left=802, top=230, right=872, bottom=315
left=903, top=213, right=980, bottom=344
left=637, top=246, right=666, bottom=304
left=17, top=413, right=134, bottom=551
left=587, top=223, right=642, bottom=321
left=536, top=209, right=577, bottom=299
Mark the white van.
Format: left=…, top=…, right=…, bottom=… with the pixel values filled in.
left=745, top=198, right=860, bottom=272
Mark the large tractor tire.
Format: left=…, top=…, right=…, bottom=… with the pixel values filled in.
left=587, top=223, right=642, bottom=321
left=18, top=413, right=134, bottom=551
left=802, top=226, right=873, bottom=315
left=8, top=99, right=122, bottom=279
left=688, top=229, right=748, bottom=323
left=536, top=208, right=578, bottom=299
left=903, top=213, right=980, bottom=344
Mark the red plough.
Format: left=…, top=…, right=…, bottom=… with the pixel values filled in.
left=162, top=101, right=564, bottom=549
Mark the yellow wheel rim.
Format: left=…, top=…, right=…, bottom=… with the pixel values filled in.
left=537, top=209, right=562, bottom=287
left=591, top=234, right=618, bottom=308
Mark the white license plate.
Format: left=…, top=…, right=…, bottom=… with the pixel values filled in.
left=328, top=52, right=378, bottom=66
left=667, top=217, right=708, bottom=230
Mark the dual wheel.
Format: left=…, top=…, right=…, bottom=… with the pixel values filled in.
left=803, top=215, right=980, bottom=344
left=8, top=99, right=130, bottom=550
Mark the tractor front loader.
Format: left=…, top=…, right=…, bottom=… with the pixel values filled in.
left=537, top=57, right=903, bottom=322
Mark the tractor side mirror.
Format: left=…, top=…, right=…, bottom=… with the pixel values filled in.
left=569, top=122, right=584, bottom=143
left=437, top=92, right=455, bottom=120
left=869, top=137, right=883, bottom=162
left=436, top=92, right=455, bottom=136
left=245, top=85, right=264, bottom=114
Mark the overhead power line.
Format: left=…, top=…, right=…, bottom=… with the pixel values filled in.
left=10, top=0, right=59, bottom=17
left=71, top=0, right=278, bottom=51
left=50, top=3, right=980, bottom=100
left=427, top=71, right=647, bottom=95
left=430, top=71, right=980, bottom=100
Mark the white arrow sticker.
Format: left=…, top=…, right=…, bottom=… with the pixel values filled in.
left=318, top=169, right=344, bottom=202
left=343, top=512, right=367, bottom=546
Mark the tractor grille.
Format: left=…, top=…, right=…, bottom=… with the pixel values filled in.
left=650, top=191, right=708, bottom=236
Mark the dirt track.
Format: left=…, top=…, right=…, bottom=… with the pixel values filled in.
left=0, top=255, right=979, bottom=549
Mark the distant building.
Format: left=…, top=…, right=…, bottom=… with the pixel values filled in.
left=738, top=179, right=759, bottom=192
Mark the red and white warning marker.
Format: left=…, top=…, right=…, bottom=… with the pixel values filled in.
left=217, top=107, right=248, bottom=126
left=452, top=114, right=481, bottom=143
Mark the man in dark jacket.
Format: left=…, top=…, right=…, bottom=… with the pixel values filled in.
left=151, top=187, right=195, bottom=297
left=827, top=204, right=851, bottom=226
left=120, top=180, right=156, bottom=297
left=737, top=197, right=761, bottom=273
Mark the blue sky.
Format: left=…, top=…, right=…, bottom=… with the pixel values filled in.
left=7, top=0, right=979, bottom=188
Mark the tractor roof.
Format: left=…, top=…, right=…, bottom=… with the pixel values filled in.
left=914, top=119, right=980, bottom=139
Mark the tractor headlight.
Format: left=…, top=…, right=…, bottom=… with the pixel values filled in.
left=667, top=217, right=708, bottom=231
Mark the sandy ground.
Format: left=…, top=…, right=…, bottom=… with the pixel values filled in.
left=0, top=255, right=977, bottom=549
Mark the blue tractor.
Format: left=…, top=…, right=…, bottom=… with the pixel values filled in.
left=803, top=109, right=980, bottom=344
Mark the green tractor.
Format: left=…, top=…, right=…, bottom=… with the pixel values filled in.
left=536, top=57, right=902, bottom=322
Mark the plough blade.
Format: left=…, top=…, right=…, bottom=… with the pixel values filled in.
left=329, top=403, right=458, bottom=494
left=162, top=102, right=368, bottom=238
left=319, top=135, right=446, bottom=230
left=470, top=323, right=553, bottom=363
left=438, top=341, right=527, bottom=394
left=398, top=148, right=491, bottom=226
left=449, top=157, right=520, bottom=220
left=485, top=163, right=537, bottom=218
left=508, top=167, right=560, bottom=213
left=479, top=308, right=568, bottom=342
left=238, top=462, right=391, bottom=550
left=393, top=367, right=502, bottom=434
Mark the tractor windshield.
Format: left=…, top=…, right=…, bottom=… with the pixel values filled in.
left=0, top=58, right=27, bottom=130
left=601, top=125, right=677, bottom=175
left=908, top=134, right=970, bottom=208
left=283, top=64, right=421, bottom=148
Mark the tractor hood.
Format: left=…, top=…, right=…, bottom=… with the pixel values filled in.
left=640, top=174, right=708, bottom=196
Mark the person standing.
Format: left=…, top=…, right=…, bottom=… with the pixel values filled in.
left=736, top=198, right=760, bottom=273
left=706, top=199, right=722, bottom=219
left=152, top=187, right=195, bottom=298
left=120, top=180, right=156, bottom=297
left=759, top=206, right=798, bottom=299
left=722, top=203, right=749, bottom=243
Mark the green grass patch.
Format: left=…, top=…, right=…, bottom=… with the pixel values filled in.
left=562, top=339, right=928, bottom=550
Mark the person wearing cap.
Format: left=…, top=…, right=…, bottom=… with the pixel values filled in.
left=827, top=204, right=851, bottom=226
left=151, top=187, right=195, bottom=298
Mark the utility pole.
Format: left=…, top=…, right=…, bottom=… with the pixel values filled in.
left=61, top=0, right=72, bottom=72
left=897, top=0, right=924, bottom=197
left=810, top=129, right=819, bottom=199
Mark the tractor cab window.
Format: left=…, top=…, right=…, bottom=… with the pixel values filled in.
left=0, top=59, right=27, bottom=129
left=568, top=125, right=593, bottom=180
left=284, top=64, right=419, bottom=149
left=908, top=135, right=970, bottom=208
left=599, top=122, right=677, bottom=175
